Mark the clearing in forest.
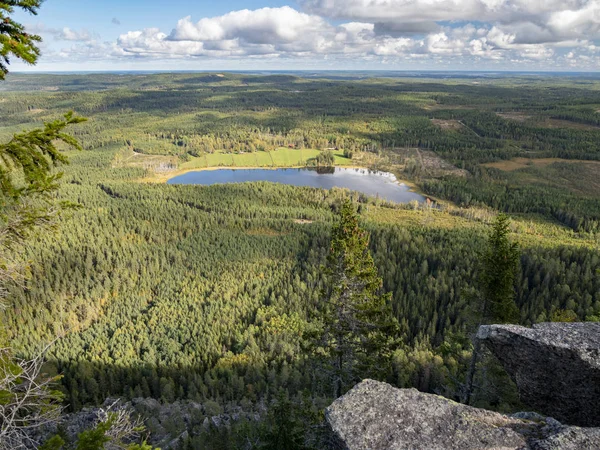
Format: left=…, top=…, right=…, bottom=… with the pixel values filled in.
left=178, top=148, right=353, bottom=171
left=483, top=157, right=599, bottom=172
left=484, top=158, right=600, bottom=196
left=390, top=147, right=467, bottom=178
left=113, top=148, right=178, bottom=172
left=496, top=112, right=532, bottom=122
left=537, top=118, right=600, bottom=131
left=430, top=119, right=464, bottom=131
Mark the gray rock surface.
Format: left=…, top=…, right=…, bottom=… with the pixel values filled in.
left=478, top=322, right=600, bottom=427
left=33, top=397, right=261, bottom=449
left=326, top=379, right=600, bottom=450
left=529, top=427, right=600, bottom=450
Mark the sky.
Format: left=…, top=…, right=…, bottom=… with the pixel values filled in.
left=9, top=0, right=600, bottom=72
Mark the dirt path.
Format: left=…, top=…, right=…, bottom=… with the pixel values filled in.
left=458, top=121, right=482, bottom=138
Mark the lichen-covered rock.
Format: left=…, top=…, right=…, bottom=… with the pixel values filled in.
left=326, top=380, right=600, bottom=450
left=529, top=427, right=600, bottom=450
left=478, top=322, right=600, bottom=427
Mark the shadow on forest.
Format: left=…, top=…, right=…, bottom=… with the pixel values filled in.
left=36, top=215, right=336, bottom=413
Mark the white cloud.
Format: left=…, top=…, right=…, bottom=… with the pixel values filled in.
left=372, top=37, right=417, bottom=56
left=116, top=7, right=338, bottom=58
left=169, top=7, right=328, bottom=44
left=26, top=24, right=94, bottom=42
left=59, top=27, right=92, bottom=42
left=30, top=3, right=600, bottom=70
left=300, top=0, right=600, bottom=47
left=300, top=0, right=589, bottom=25
left=114, top=7, right=437, bottom=59
left=55, top=40, right=127, bottom=61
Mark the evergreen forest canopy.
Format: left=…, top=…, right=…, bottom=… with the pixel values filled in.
left=1, top=71, right=600, bottom=447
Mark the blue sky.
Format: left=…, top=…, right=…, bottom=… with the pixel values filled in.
left=14, top=0, right=296, bottom=34
left=9, top=0, right=600, bottom=72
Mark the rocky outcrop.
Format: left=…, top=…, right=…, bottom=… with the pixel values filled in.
left=478, top=322, right=600, bottom=427
left=326, top=379, right=600, bottom=450
left=34, top=397, right=261, bottom=449
left=130, top=397, right=261, bottom=448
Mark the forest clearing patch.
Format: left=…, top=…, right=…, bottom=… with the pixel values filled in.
left=537, top=118, right=600, bottom=131
left=419, top=150, right=468, bottom=177
left=483, top=157, right=599, bottom=171
left=391, top=147, right=467, bottom=177
left=496, top=112, right=532, bottom=122
left=430, top=119, right=463, bottom=130
left=113, top=148, right=177, bottom=172
left=484, top=158, right=600, bottom=196
left=423, top=104, right=476, bottom=111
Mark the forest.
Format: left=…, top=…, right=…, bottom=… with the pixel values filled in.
left=2, top=72, right=600, bottom=448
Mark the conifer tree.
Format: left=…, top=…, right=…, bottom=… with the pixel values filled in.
left=260, top=391, right=307, bottom=450
left=463, top=213, right=520, bottom=404
left=1, top=0, right=42, bottom=79
left=480, top=213, right=520, bottom=324
left=0, top=1, right=85, bottom=306
left=311, top=200, right=398, bottom=399
left=0, top=4, right=144, bottom=449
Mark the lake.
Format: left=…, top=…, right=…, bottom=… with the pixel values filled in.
left=167, top=167, right=426, bottom=204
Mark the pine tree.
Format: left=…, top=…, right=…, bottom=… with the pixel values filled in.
left=310, top=200, right=399, bottom=399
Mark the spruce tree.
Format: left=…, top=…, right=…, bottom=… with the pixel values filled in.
left=0, top=0, right=85, bottom=305
left=0, top=3, right=103, bottom=448
left=260, top=392, right=307, bottom=450
left=463, top=213, right=520, bottom=404
left=311, top=200, right=398, bottom=399
left=1, top=0, right=42, bottom=80
left=480, top=213, right=520, bottom=324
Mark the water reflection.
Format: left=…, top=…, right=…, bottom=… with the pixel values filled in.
left=168, top=167, right=425, bottom=204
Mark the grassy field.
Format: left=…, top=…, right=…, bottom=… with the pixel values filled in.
left=178, top=147, right=353, bottom=170
left=124, top=147, right=358, bottom=182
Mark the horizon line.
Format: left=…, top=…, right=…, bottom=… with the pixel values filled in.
left=9, top=69, right=600, bottom=75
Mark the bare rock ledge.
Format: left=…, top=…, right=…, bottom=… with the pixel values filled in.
left=326, top=379, right=600, bottom=450
left=478, top=322, right=600, bottom=427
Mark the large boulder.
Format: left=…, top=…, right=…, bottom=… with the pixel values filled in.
left=478, top=322, right=600, bottom=427
left=326, top=379, right=600, bottom=450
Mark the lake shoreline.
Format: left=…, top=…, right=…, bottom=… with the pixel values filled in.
left=149, top=165, right=424, bottom=196
left=164, top=166, right=426, bottom=203
left=145, top=164, right=368, bottom=183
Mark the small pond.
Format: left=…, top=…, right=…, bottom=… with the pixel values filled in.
left=167, top=167, right=426, bottom=204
